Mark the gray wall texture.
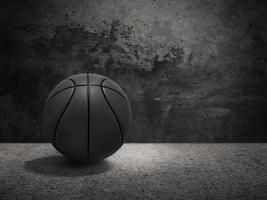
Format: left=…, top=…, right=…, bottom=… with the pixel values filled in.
left=0, top=0, right=266, bottom=142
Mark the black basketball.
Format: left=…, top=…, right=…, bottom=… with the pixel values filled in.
left=43, top=73, right=132, bottom=163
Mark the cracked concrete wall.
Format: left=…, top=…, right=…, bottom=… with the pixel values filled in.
left=0, top=0, right=266, bottom=142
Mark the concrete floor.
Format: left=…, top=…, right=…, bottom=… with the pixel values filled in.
left=0, top=144, right=267, bottom=200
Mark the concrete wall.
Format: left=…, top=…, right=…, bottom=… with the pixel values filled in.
left=0, top=0, right=266, bottom=142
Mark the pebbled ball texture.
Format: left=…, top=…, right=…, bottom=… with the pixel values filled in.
left=43, top=73, right=132, bottom=163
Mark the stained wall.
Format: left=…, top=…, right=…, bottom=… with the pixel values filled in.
left=0, top=0, right=266, bottom=142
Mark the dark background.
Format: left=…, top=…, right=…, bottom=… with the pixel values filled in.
left=0, top=0, right=266, bottom=142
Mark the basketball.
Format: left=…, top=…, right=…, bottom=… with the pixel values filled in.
left=43, top=73, right=132, bottom=163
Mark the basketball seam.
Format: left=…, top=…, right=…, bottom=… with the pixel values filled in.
left=53, top=78, right=76, bottom=149
left=100, top=79, right=124, bottom=146
left=87, top=74, right=90, bottom=163
left=46, top=83, right=87, bottom=102
left=47, top=84, right=128, bottom=103
left=102, top=79, right=129, bottom=102
left=46, top=79, right=75, bottom=102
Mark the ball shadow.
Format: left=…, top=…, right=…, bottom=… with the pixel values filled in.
left=24, top=155, right=112, bottom=177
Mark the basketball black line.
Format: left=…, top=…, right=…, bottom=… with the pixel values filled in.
left=53, top=79, right=76, bottom=149
left=87, top=73, right=90, bottom=162
left=47, top=84, right=128, bottom=104
left=46, top=83, right=87, bottom=103
left=102, top=85, right=128, bottom=102
left=100, top=79, right=124, bottom=146
left=101, top=79, right=128, bottom=102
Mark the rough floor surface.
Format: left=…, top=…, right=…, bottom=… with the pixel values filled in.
left=0, top=143, right=267, bottom=200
